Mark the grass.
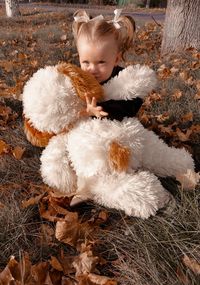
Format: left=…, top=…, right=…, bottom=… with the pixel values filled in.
left=0, top=5, right=200, bottom=284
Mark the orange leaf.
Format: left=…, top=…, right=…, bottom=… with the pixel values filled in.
left=155, top=113, right=169, bottom=123
left=0, top=257, right=15, bottom=284
left=176, top=266, right=189, bottom=285
left=88, top=273, right=117, bottom=285
left=12, top=146, right=26, bottom=160
left=183, top=255, right=200, bottom=275
left=50, top=256, right=63, bottom=272
left=176, top=128, right=192, bottom=142
left=181, top=112, right=193, bottom=122
left=98, top=210, right=109, bottom=222
left=22, top=193, right=44, bottom=208
left=0, top=139, right=10, bottom=155
left=31, top=262, right=49, bottom=284
left=194, top=92, right=200, bottom=100
left=172, top=90, right=183, bottom=100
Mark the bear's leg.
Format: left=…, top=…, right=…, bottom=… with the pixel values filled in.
left=76, top=171, right=171, bottom=219
left=40, top=134, right=77, bottom=195
left=141, top=129, right=199, bottom=189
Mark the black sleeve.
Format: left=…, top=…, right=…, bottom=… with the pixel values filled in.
left=97, top=98, right=143, bottom=121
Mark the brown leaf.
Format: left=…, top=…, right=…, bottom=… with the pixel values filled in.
left=31, top=262, right=49, bottom=285
left=77, top=274, right=117, bottom=285
left=155, top=113, right=169, bottom=123
left=196, top=80, right=200, bottom=91
left=40, top=224, right=55, bottom=245
left=181, top=112, right=193, bottom=122
left=179, top=71, right=189, bottom=81
left=176, top=128, right=192, bottom=142
left=158, top=125, right=174, bottom=136
left=0, top=257, right=15, bottom=284
left=157, top=65, right=171, bottom=79
left=22, top=193, right=44, bottom=208
left=0, top=140, right=10, bottom=155
left=172, top=89, right=183, bottom=100
left=194, top=92, right=200, bottom=100
left=50, top=256, right=63, bottom=272
left=98, top=210, right=109, bottom=222
left=176, top=266, right=189, bottom=285
left=88, top=273, right=117, bottom=285
left=73, top=244, right=99, bottom=276
left=12, top=146, right=26, bottom=160
left=55, top=216, right=80, bottom=247
left=183, top=255, right=200, bottom=275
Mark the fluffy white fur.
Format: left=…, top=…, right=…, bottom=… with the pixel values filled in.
left=23, top=65, right=84, bottom=133
left=23, top=64, right=199, bottom=219
left=76, top=171, right=170, bottom=218
left=103, top=65, right=157, bottom=100
left=66, top=117, right=195, bottom=179
left=40, top=134, right=77, bottom=194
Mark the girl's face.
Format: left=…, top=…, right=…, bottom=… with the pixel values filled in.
left=77, top=36, right=121, bottom=83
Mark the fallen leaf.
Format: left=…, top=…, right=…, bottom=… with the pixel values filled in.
left=155, top=113, right=169, bottom=123
left=0, top=139, right=10, bottom=155
left=172, top=89, right=183, bottom=100
left=0, top=257, right=15, bottom=284
left=22, top=193, right=44, bottom=208
left=183, top=255, right=200, bottom=275
left=88, top=273, right=117, bottom=285
left=181, top=112, right=193, bottom=122
left=176, top=128, right=192, bottom=142
left=73, top=250, right=99, bottom=276
left=194, top=92, right=200, bottom=100
left=31, top=262, right=49, bottom=285
left=98, top=210, right=109, bottom=222
left=50, top=256, right=63, bottom=272
left=12, top=146, right=26, bottom=160
left=176, top=266, right=189, bottom=285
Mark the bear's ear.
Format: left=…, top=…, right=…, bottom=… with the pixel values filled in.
left=24, top=117, right=54, bottom=147
left=57, top=63, right=104, bottom=102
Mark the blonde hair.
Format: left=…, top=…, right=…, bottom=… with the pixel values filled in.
left=72, top=10, right=136, bottom=60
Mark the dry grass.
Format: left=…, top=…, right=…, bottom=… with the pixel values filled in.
left=0, top=6, right=200, bottom=283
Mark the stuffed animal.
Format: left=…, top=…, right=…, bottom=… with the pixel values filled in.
left=22, top=63, right=199, bottom=219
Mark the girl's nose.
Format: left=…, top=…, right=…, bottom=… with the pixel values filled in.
left=88, top=64, right=97, bottom=73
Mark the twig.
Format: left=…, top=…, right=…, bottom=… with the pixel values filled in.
left=151, top=15, right=163, bottom=27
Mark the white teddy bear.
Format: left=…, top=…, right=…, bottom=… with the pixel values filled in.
left=22, top=63, right=199, bottom=219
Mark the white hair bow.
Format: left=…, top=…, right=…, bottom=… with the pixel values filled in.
left=74, top=14, right=104, bottom=23
left=109, top=9, right=123, bottom=29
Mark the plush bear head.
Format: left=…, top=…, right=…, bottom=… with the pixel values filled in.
left=22, top=63, right=104, bottom=147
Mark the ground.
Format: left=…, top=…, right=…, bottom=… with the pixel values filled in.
left=0, top=4, right=200, bottom=285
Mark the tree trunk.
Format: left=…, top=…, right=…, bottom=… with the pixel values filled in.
left=161, top=0, right=200, bottom=55
left=5, top=0, right=20, bottom=17
left=146, top=0, right=150, bottom=8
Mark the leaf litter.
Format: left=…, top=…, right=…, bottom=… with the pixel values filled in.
left=0, top=5, right=200, bottom=285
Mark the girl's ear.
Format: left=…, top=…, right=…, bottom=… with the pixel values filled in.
left=114, top=52, right=122, bottom=66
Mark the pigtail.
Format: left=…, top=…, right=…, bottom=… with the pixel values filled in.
left=117, top=15, right=136, bottom=60
left=72, top=10, right=90, bottom=42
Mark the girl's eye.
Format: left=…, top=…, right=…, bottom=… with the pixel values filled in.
left=82, top=61, right=89, bottom=65
left=99, top=61, right=105, bottom=64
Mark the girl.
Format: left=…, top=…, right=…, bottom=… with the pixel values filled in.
left=70, top=9, right=156, bottom=206
left=72, top=9, right=144, bottom=121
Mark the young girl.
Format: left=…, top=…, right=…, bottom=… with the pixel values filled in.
left=72, top=9, right=144, bottom=121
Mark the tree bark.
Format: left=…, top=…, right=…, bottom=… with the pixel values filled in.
left=161, top=0, right=200, bottom=55
left=5, top=0, right=20, bottom=17
left=146, top=0, right=150, bottom=8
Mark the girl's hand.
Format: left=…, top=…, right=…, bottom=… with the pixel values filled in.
left=85, top=95, right=108, bottom=118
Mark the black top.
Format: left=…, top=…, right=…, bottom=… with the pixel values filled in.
left=97, top=66, right=143, bottom=121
